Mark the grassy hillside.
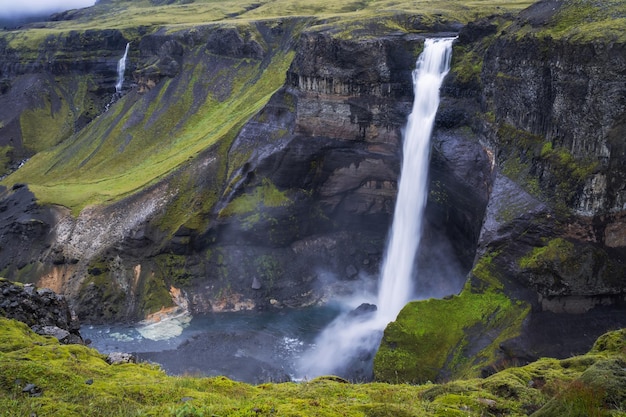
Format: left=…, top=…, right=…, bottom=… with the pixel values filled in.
left=1, top=317, right=625, bottom=416
left=38, top=0, right=534, bottom=31
left=534, top=0, right=626, bottom=42
left=3, top=21, right=297, bottom=214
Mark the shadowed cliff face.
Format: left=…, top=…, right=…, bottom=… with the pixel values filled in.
left=479, top=35, right=626, bottom=305
left=178, top=32, right=488, bottom=317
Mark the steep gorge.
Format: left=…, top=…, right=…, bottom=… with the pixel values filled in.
left=0, top=0, right=624, bottom=382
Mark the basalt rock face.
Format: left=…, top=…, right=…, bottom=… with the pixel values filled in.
left=461, top=32, right=626, bottom=371
left=0, top=278, right=82, bottom=344
left=0, top=185, right=57, bottom=276
left=375, top=9, right=626, bottom=382
left=479, top=34, right=626, bottom=307
left=178, top=32, right=485, bottom=317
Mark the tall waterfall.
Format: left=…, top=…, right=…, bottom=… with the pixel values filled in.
left=377, top=37, right=454, bottom=321
left=115, top=42, right=130, bottom=93
left=297, top=37, right=455, bottom=379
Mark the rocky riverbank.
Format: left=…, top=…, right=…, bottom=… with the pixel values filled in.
left=0, top=278, right=83, bottom=344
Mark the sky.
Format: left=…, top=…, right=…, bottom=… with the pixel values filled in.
left=0, top=0, right=96, bottom=19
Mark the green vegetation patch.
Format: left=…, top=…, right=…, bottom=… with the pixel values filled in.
left=538, top=141, right=598, bottom=206
left=77, top=272, right=127, bottom=321
left=0, top=146, right=13, bottom=176
left=450, top=46, right=484, bottom=86
left=539, top=0, right=626, bottom=42
left=219, top=178, right=292, bottom=218
left=374, top=289, right=529, bottom=384
left=19, top=92, right=71, bottom=153
left=374, top=251, right=529, bottom=384
left=152, top=163, right=222, bottom=235
left=138, top=273, right=174, bottom=316
left=154, top=254, right=193, bottom=288
left=496, top=123, right=598, bottom=212
left=10, top=0, right=534, bottom=34
left=497, top=124, right=545, bottom=197
left=519, top=237, right=575, bottom=270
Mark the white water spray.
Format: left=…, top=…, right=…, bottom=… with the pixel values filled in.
left=298, top=37, right=455, bottom=379
left=115, top=42, right=130, bottom=94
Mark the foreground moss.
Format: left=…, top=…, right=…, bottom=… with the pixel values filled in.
left=1, top=318, right=625, bottom=416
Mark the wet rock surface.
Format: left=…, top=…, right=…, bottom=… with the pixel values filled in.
left=0, top=186, right=57, bottom=279
left=106, top=352, right=137, bottom=365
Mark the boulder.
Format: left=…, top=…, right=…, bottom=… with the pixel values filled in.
left=106, top=352, right=137, bottom=365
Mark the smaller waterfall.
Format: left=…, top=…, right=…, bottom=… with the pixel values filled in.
left=115, top=43, right=130, bottom=94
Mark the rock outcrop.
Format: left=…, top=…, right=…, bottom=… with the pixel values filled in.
left=0, top=278, right=83, bottom=344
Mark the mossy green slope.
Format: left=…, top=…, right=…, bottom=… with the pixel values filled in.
left=3, top=23, right=296, bottom=214
left=525, top=0, right=626, bottom=42
left=1, top=317, right=625, bottom=416
left=25, top=0, right=535, bottom=33
left=22, top=0, right=622, bottom=54
left=374, top=251, right=530, bottom=384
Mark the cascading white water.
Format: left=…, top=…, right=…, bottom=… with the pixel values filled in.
left=115, top=42, right=130, bottom=93
left=376, top=37, right=454, bottom=321
left=297, top=37, right=455, bottom=379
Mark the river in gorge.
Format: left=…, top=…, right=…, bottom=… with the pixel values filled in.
left=81, top=306, right=342, bottom=383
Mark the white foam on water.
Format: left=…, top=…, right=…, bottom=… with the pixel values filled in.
left=136, top=312, right=192, bottom=341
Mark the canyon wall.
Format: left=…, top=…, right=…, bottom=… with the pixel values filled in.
left=0, top=0, right=624, bottom=381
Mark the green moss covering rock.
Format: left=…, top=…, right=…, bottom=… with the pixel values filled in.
left=374, top=251, right=530, bottom=384
left=138, top=273, right=174, bottom=316
left=219, top=178, right=292, bottom=228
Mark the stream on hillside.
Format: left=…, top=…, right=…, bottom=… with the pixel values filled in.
left=81, top=306, right=343, bottom=384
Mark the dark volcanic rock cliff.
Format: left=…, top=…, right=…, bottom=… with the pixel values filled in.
left=479, top=34, right=626, bottom=308
left=0, top=21, right=486, bottom=323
